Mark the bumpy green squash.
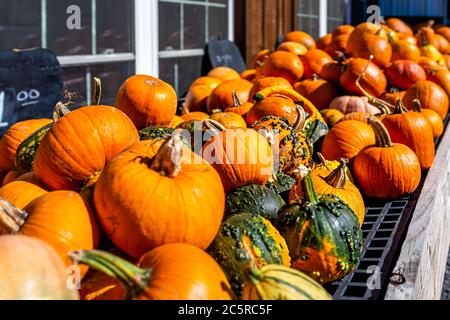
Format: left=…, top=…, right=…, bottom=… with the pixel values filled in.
left=242, top=264, right=332, bottom=300
left=208, top=213, right=291, bottom=298
left=225, top=184, right=285, bottom=220
left=266, top=172, right=295, bottom=195
left=139, top=126, right=174, bottom=141
left=275, top=170, right=363, bottom=284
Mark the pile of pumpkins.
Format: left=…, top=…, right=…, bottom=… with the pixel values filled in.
left=0, top=18, right=449, bottom=300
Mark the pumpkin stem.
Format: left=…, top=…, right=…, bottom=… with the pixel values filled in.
left=324, top=158, right=349, bottom=189
left=294, top=165, right=318, bottom=205
left=232, top=90, right=242, bottom=107
left=150, top=132, right=184, bottom=178
left=92, top=77, right=102, bottom=105
left=0, top=198, right=28, bottom=233
left=69, top=249, right=150, bottom=300
left=316, top=152, right=326, bottom=164
left=203, top=119, right=226, bottom=133
left=393, top=98, right=409, bottom=114
left=312, top=73, right=320, bottom=81
left=293, top=103, right=307, bottom=132
left=334, top=51, right=346, bottom=63
left=181, top=104, right=190, bottom=115
left=368, top=116, right=393, bottom=147
left=412, top=98, right=423, bottom=112
left=244, top=264, right=272, bottom=300
left=52, top=102, right=71, bottom=122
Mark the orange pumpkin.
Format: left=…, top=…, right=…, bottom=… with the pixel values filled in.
left=115, top=75, right=177, bottom=128
left=94, top=134, right=225, bottom=258
left=246, top=96, right=298, bottom=126
left=434, top=33, right=450, bottom=53
left=207, top=79, right=253, bottom=113
left=350, top=32, right=392, bottom=68
left=416, top=27, right=439, bottom=48
left=319, top=57, right=346, bottom=86
left=2, top=170, right=19, bottom=186
left=252, top=49, right=271, bottom=74
left=240, top=69, right=257, bottom=82
left=390, top=39, right=421, bottom=63
left=33, top=105, right=139, bottom=191
left=210, top=112, right=247, bottom=129
left=418, top=56, right=444, bottom=73
left=169, top=115, right=184, bottom=128
left=207, top=66, right=241, bottom=82
left=412, top=99, right=444, bottom=138
left=224, top=92, right=254, bottom=118
left=316, top=33, right=333, bottom=50
left=294, top=75, right=337, bottom=110
left=262, top=51, right=304, bottom=83
left=340, top=58, right=387, bottom=97
left=380, top=89, right=406, bottom=106
left=346, top=22, right=389, bottom=55
left=385, top=60, right=426, bottom=89
left=283, top=31, right=316, bottom=50
left=435, top=26, right=450, bottom=43
left=426, top=68, right=450, bottom=102
left=300, top=49, right=334, bottom=79
left=201, top=128, right=273, bottom=192
left=277, top=41, right=308, bottom=56
left=184, top=85, right=214, bottom=112
left=0, top=118, right=52, bottom=173
left=332, top=25, right=355, bottom=37
left=249, top=76, right=293, bottom=99
left=189, top=76, right=222, bottom=90
left=181, top=111, right=210, bottom=122
left=403, top=80, right=449, bottom=119
left=385, top=18, right=413, bottom=36
left=325, top=34, right=349, bottom=57
left=320, top=109, right=345, bottom=127
left=0, top=181, right=47, bottom=209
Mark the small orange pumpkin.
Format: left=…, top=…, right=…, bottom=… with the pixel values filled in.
left=293, top=75, right=337, bottom=110
left=207, top=66, right=241, bottom=82
left=207, top=79, right=253, bottom=113
left=262, top=51, right=304, bottom=83
left=283, top=31, right=316, bottom=50
left=300, top=49, right=334, bottom=79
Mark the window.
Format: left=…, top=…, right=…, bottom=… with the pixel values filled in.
left=158, top=0, right=234, bottom=96
left=296, top=0, right=348, bottom=39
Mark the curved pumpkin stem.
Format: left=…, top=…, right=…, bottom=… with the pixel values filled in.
left=311, top=73, right=320, bottom=81
left=203, top=118, right=226, bottom=133
left=368, top=116, right=393, bottom=148
left=0, top=198, right=28, bottom=233
left=150, top=132, right=184, bottom=178
left=53, top=102, right=71, bottom=122
left=393, top=98, right=409, bottom=114
left=92, top=77, right=102, bottom=105
left=316, top=152, right=326, bottom=164
left=324, top=158, right=349, bottom=189
left=232, top=90, right=242, bottom=107
left=69, top=249, right=150, bottom=300
left=334, top=51, right=346, bottom=63
left=293, top=103, right=307, bottom=132
left=412, top=98, right=423, bottom=112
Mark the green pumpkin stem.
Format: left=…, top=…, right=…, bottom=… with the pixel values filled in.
left=325, top=158, right=349, bottom=189
left=244, top=265, right=272, bottom=300
left=368, top=116, right=393, bottom=147
left=412, top=98, right=423, bottom=112
left=69, top=249, right=150, bottom=300
left=295, top=166, right=318, bottom=205
left=92, top=77, right=102, bottom=105
left=0, top=198, right=28, bottom=233
left=393, top=98, right=409, bottom=114
left=150, top=132, right=183, bottom=178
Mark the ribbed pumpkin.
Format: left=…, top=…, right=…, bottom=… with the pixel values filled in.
left=340, top=58, right=387, bottom=97
left=300, top=49, right=334, bottom=79
left=436, top=26, right=450, bottom=43
left=412, top=99, right=444, bottom=138
left=210, top=112, right=247, bottom=129
left=275, top=170, right=363, bottom=283
left=382, top=99, right=435, bottom=170
left=283, top=31, right=316, bottom=50
left=207, top=79, right=253, bottom=113
left=346, top=22, right=389, bottom=55
left=390, top=39, right=421, bottom=63
left=115, top=75, right=177, bottom=128
left=94, top=134, right=225, bottom=258
left=208, top=213, right=291, bottom=298
left=291, top=158, right=365, bottom=225
left=294, top=75, right=338, bottom=110
left=0, top=181, right=47, bottom=209
left=329, top=95, right=381, bottom=115
left=207, top=66, right=241, bottom=82
left=71, top=244, right=235, bottom=300
left=402, top=80, right=449, bottom=119
left=320, top=109, right=344, bottom=127
left=201, top=128, right=274, bottom=192
left=0, top=118, right=52, bottom=173
left=249, top=76, right=293, bottom=99
left=385, top=60, right=426, bottom=89
left=242, top=264, right=332, bottom=300
left=33, top=106, right=139, bottom=191
left=320, top=120, right=375, bottom=161
left=354, top=117, right=421, bottom=198
left=262, top=51, right=304, bottom=83
left=418, top=56, right=444, bottom=72
left=0, top=191, right=94, bottom=274
left=0, top=235, right=79, bottom=300
left=426, top=68, right=450, bottom=102
left=277, top=41, right=308, bottom=56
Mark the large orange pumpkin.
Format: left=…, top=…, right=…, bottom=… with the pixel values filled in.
left=94, top=134, right=225, bottom=258
left=390, top=39, right=421, bottom=63
left=346, top=22, right=388, bottom=55
left=283, top=31, right=316, bottom=50
left=201, top=128, right=273, bottom=192
left=33, top=106, right=139, bottom=191
left=184, top=85, right=214, bottom=112
left=350, top=33, right=392, bottom=68
left=294, top=75, right=337, bottom=110
left=402, top=80, right=449, bottom=119
left=115, top=75, right=177, bottom=128
left=300, top=49, right=334, bottom=79
left=412, top=99, right=444, bottom=139
left=246, top=96, right=298, bottom=126
left=0, top=181, right=47, bottom=209
left=207, top=79, right=253, bottom=113
left=385, top=60, right=426, bottom=89
left=262, top=51, right=304, bottom=83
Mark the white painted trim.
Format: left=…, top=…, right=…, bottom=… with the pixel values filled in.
left=135, top=0, right=159, bottom=76
left=228, top=0, right=234, bottom=41
left=58, top=53, right=135, bottom=66
left=159, top=49, right=204, bottom=58
left=319, top=0, right=327, bottom=37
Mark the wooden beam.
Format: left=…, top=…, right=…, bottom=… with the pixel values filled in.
left=384, top=123, right=450, bottom=300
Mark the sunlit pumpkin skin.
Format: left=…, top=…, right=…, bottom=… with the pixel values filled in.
left=426, top=69, right=450, bottom=103
left=382, top=100, right=435, bottom=170
left=185, top=84, right=214, bottom=112
left=0, top=118, right=52, bottom=173
left=0, top=191, right=94, bottom=275
left=420, top=42, right=446, bottom=66
left=338, top=111, right=372, bottom=124
left=346, top=22, right=389, bottom=55
left=94, top=136, right=225, bottom=258
left=246, top=96, right=298, bottom=126
left=240, top=69, right=257, bottom=82
left=0, top=181, right=47, bottom=209
left=0, top=235, right=79, bottom=300
left=325, top=34, right=349, bottom=57
left=189, top=76, right=222, bottom=90
left=380, top=90, right=406, bottom=106
left=351, top=33, right=392, bottom=68
left=443, top=54, right=450, bottom=69
left=115, top=75, right=177, bottom=128
left=242, top=264, right=332, bottom=300
left=210, top=112, right=247, bottom=129
left=418, top=56, right=444, bottom=72
left=385, top=18, right=413, bottom=35
left=416, top=27, right=439, bottom=48
left=329, top=95, right=380, bottom=115
left=402, top=80, right=449, bottom=119
left=252, top=49, right=271, bottom=74
left=332, top=25, right=355, bottom=37
left=436, top=26, right=450, bottom=43
left=249, top=76, right=293, bottom=99
left=412, top=99, right=444, bottom=138
left=313, top=153, right=354, bottom=183
left=290, top=159, right=365, bottom=225
left=294, top=76, right=337, bottom=110
left=385, top=60, right=426, bottom=89
left=320, top=120, right=376, bottom=161
left=33, top=106, right=139, bottom=191
left=340, top=58, right=387, bottom=97
left=224, top=92, right=254, bottom=117
left=319, top=60, right=346, bottom=86
left=434, top=33, right=450, bottom=53
left=316, top=33, right=333, bottom=50
left=201, top=128, right=274, bottom=192
left=300, top=49, right=334, bottom=79
left=320, top=109, right=344, bottom=127
left=2, top=170, right=19, bottom=186
left=390, top=39, right=421, bottom=63
left=72, top=244, right=235, bottom=300
left=169, top=115, right=184, bottom=128
left=208, top=213, right=291, bottom=298
left=277, top=41, right=308, bottom=56
left=181, top=111, right=210, bottom=121
left=276, top=172, right=363, bottom=283
left=207, top=66, right=241, bottom=82
left=207, top=79, right=253, bottom=113
left=354, top=118, right=421, bottom=198
left=262, top=51, right=304, bottom=83
left=283, top=31, right=316, bottom=50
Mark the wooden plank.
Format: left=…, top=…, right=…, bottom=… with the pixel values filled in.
left=385, top=123, right=450, bottom=300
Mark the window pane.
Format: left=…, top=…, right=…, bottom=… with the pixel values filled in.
left=47, top=0, right=92, bottom=55
left=159, top=56, right=202, bottom=96
left=0, top=0, right=41, bottom=51
left=184, top=4, right=205, bottom=49
left=327, top=0, right=346, bottom=33
left=209, top=6, right=228, bottom=41
left=62, top=66, right=87, bottom=106
left=159, top=2, right=181, bottom=51
left=297, top=0, right=319, bottom=39
left=299, top=18, right=319, bottom=39
left=97, top=0, right=134, bottom=54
